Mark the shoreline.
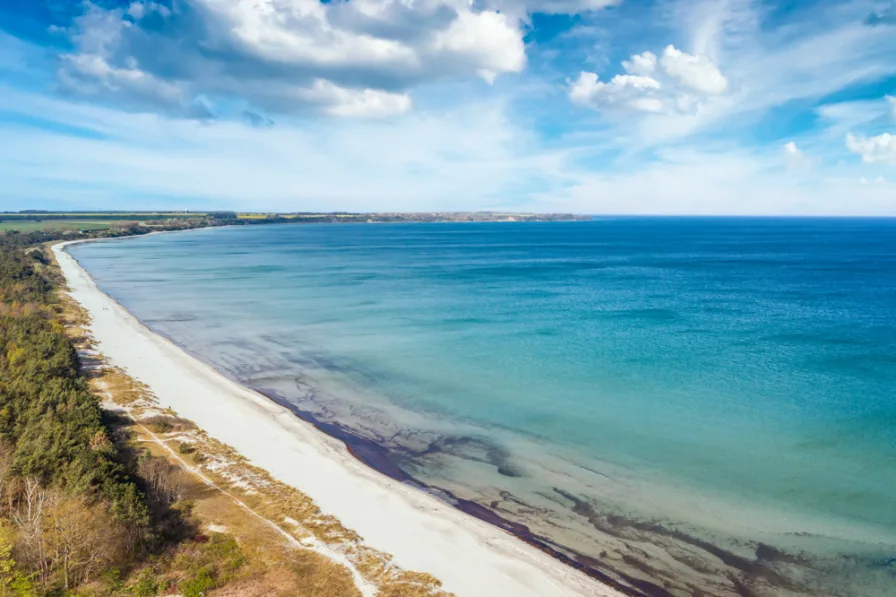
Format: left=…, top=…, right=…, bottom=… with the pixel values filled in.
left=54, top=230, right=896, bottom=597
left=53, top=239, right=621, bottom=597
left=257, top=390, right=661, bottom=597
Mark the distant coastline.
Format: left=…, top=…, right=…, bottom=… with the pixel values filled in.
left=0, top=210, right=591, bottom=233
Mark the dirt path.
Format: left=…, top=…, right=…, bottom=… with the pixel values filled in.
left=99, top=389, right=379, bottom=597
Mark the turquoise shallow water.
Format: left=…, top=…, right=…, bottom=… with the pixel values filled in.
left=71, top=219, right=896, bottom=596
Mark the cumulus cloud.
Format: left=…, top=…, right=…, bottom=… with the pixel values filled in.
left=55, top=0, right=534, bottom=119
left=568, top=45, right=728, bottom=114
left=846, top=132, right=896, bottom=164
left=659, top=45, right=728, bottom=95
left=622, top=51, right=658, bottom=75
left=568, top=72, right=663, bottom=112
left=432, top=10, right=526, bottom=83
left=297, top=80, right=411, bottom=118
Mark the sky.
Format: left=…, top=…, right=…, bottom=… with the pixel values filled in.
left=1, top=0, right=895, bottom=215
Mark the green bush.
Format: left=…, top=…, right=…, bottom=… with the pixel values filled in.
left=180, top=568, right=215, bottom=597
left=130, top=570, right=161, bottom=597
left=174, top=535, right=245, bottom=597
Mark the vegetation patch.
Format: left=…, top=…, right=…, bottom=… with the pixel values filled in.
left=0, top=226, right=458, bottom=597
left=0, top=221, right=112, bottom=233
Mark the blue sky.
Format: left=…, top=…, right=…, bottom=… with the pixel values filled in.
left=1, top=0, right=895, bottom=214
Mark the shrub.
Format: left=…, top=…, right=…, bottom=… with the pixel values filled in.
left=141, top=417, right=173, bottom=433
left=141, top=415, right=196, bottom=434
left=180, top=568, right=215, bottom=597
left=130, top=569, right=161, bottom=597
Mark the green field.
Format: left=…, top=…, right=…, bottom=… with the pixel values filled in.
left=1, top=212, right=209, bottom=222
left=0, top=220, right=112, bottom=232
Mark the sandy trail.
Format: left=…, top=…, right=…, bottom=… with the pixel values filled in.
left=99, top=389, right=378, bottom=597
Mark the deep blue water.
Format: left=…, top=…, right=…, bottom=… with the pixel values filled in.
left=70, top=219, right=896, bottom=596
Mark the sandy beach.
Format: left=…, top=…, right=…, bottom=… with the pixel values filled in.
left=54, top=240, right=621, bottom=597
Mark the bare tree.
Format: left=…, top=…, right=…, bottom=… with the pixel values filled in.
left=11, top=478, right=48, bottom=587
left=44, top=495, right=122, bottom=590
left=138, top=456, right=189, bottom=507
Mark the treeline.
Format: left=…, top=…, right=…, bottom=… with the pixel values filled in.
left=0, top=235, right=241, bottom=595
left=0, top=214, right=219, bottom=223
left=0, top=214, right=235, bottom=248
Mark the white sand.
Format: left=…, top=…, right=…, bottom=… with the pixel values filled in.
left=54, top=241, right=622, bottom=597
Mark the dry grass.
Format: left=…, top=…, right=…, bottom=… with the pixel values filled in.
left=135, top=434, right=363, bottom=597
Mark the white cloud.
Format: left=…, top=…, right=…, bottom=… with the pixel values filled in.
left=564, top=0, right=896, bottom=158
left=57, top=0, right=531, bottom=118
left=297, top=80, right=411, bottom=118
left=568, top=72, right=664, bottom=113
left=621, top=51, right=657, bottom=75
left=659, top=45, right=728, bottom=95
left=629, top=97, right=666, bottom=113
left=204, top=0, right=416, bottom=68
left=612, top=74, right=662, bottom=90
left=486, top=0, right=618, bottom=17
left=846, top=132, right=896, bottom=164
left=568, top=45, right=726, bottom=115
left=432, top=10, right=526, bottom=83
left=888, top=95, right=896, bottom=121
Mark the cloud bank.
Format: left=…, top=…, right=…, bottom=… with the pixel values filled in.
left=1, top=0, right=896, bottom=215
left=58, top=0, right=532, bottom=118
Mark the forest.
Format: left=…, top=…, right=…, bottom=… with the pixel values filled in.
left=0, top=231, right=243, bottom=596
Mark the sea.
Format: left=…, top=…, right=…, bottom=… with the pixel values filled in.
left=69, top=218, right=896, bottom=597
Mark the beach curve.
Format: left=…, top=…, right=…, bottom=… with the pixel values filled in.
left=53, top=239, right=621, bottom=597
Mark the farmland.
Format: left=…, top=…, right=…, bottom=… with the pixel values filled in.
left=0, top=220, right=112, bottom=232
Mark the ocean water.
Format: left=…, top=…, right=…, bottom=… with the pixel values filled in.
left=70, top=219, right=896, bottom=596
